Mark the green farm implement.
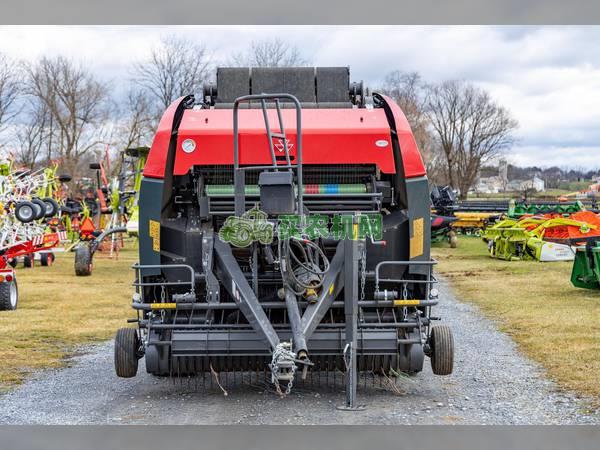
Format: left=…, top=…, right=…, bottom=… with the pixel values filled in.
left=571, top=240, right=600, bottom=290
left=482, top=217, right=580, bottom=262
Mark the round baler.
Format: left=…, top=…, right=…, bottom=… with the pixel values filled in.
left=116, top=67, right=454, bottom=404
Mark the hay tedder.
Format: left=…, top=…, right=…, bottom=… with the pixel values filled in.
left=1, top=160, right=67, bottom=310
left=115, top=67, right=454, bottom=406
left=74, top=147, right=148, bottom=276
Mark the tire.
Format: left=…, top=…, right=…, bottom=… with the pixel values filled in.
left=449, top=232, right=458, bottom=248
left=74, top=245, right=93, bottom=276
left=15, top=201, right=36, bottom=223
left=42, top=198, right=60, bottom=218
left=31, top=198, right=46, bottom=220
left=8, top=259, right=17, bottom=268
left=430, top=325, right=454, bottom=375
left=0, top=279, right=18, bottom=311
left=23, top=255, right=34, bottom=268
left=40, top=253, right=55, bottom=267
left=114, top=328, right=139, bottom=378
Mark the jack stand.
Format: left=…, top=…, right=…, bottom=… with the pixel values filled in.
left=337, top=228, right=366, bottom=411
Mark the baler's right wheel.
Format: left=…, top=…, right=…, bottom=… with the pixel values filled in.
left=74, top=245, right=92, bottom=276
left=114, top=328, right=139, bottom=378
left=430, top=325, right=454, bottom=375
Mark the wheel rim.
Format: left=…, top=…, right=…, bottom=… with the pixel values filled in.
left=9, top=282, right=17, bottom=308
left=20, top=206, right=33, bottom=221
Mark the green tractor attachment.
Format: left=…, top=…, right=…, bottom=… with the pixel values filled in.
left=571, top=240, right=600, bottom=290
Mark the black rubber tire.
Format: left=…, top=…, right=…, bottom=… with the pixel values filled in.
left=449, top=232, right=458, bottom=248
left=31, top=198, right=46, bottom=220
left=74, top=245, right=92, bottom=276
left=114, top=328, right=139, bottom=378
left=15, top=201, right=36, bottom=223
left=40, top=253, right=55, bottom=267
left=23, top=255, right=34, bottom=268
left=0, top=280, right=18, bottom=311
left=42, top=198, right=60, bottom=218
left=430, top=325, right=454, bottom=375
left=8, top=259, right=17, bottom=268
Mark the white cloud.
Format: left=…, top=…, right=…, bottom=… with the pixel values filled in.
left=0, top=25, right=599, bottom=168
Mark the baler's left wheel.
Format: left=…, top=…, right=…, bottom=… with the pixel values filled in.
left=114, top=328, right=139, bottom=378
left=429, top=325, right=454, bottom=375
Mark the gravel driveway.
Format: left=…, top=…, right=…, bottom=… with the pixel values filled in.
left=0, top=282, right=597, bottom=425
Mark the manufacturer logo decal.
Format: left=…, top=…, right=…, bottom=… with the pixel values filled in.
left=274, top=138, right=294, bottom=153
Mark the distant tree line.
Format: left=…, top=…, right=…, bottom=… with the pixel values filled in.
left=0, top=35, right=520, bottom=197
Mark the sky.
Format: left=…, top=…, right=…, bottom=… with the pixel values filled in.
left=0, top=25, right=599, bottom=169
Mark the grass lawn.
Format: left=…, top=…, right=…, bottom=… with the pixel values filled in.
left=432, top=236, right=600, bottom=404
left=0, top=244, right=137, bottom=391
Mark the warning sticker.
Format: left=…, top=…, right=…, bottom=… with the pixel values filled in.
left=410, top=217, right=424, bottom=258
left=149, top=220, right=160, bottom=252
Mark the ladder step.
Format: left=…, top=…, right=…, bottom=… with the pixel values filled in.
left=271, top=132, right=286, bottom=139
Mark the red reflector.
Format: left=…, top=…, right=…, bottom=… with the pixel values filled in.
left=5, top=274, right=12, bottom=282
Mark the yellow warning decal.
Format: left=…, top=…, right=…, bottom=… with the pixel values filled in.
left=329, top=284, right=334, bottom=295
left=149, top=220, right=160, bottom=252
left=410, top=217, right=424, bottom=258
left=150, top=303, right=177, bottom=309
left=393, top=299, right=421, bottom=307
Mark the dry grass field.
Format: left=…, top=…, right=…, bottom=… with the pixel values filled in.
left=0, top=244, right=137, bottom=391
left=432, top=237, right=600, bottom=403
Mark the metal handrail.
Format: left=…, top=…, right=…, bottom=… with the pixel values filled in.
left=233, top=93, right=303, bottom=220
left=374, top=260, right=437, bottom=291
left=131, top=263, right=196, bottom=299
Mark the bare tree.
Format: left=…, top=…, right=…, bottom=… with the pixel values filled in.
left=135, top=36, right=211, bottom=111
left=14, top=102, right=52, bottom=168
left=118, top=88, right=155, bottom=150
left=25, top=56, right=111, bottom=175
left=381, top=71, right=436, bottom=169
left=426, top=80, right=518, bottom=198
left=231, top=38, right=307, bottom=67
left=0, top=53, right=21, bottom=135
